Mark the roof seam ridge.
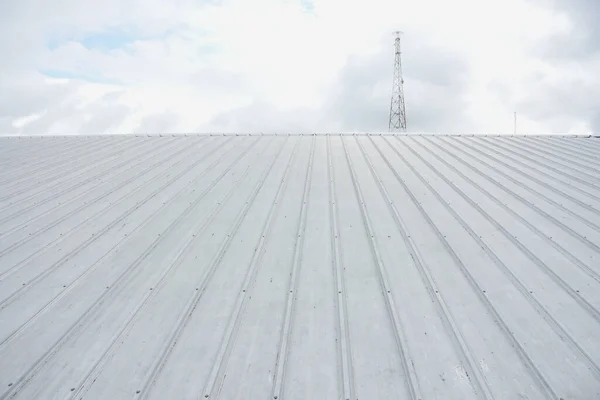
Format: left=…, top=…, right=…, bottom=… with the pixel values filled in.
left=0, top=136, right=242, bottom=398
left=396, top=137, right=600, bottom=330
left=398, top=138, right=600, bottom=376
left=0, top=137, right=221, bottom=284
left=448, top=137, right=600, bottom=225
left=487, top=137, right=600, bottom=193
left=0, top=137, right=185, bottom=243
left=472, top=142, right=600, bottom=250
left=373, top=135, right=495, bottom=400
left=410, top=136, right=600, bottom=383
left=138, top=138, right=281, bottom=398
left=0, top=138, right=231, bottom=347
left=327, top=135, right=355, bottom=400
left=271, top=135, right=316, bottom=399
left=407, top=137, right=587, bottom=389
left=465, top=136, right=600, bottom=207
left=72, top=136, right=263, bottom=399
left=502, top=137, right=600, bottom=182
left=0, top=136, right=108, bottom=176
left=0, top=135, right=113, bottom=172
left=547, top=136, right=600, bottom=157
left=202, top=136, right=297, bottom=397
left=0, top=137, right=156, bottom=221
left=522, top=137, right=600, bottom=167
left=397, top=136, right=562, bottom=397
left=346, top=135, right=422, bottom=400
left=428, top=137, right=600, bottom=276
left=0, top=136, right=140, bottom=197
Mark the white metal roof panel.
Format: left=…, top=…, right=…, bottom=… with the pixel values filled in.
left=0, top=134, right=599, bottom=399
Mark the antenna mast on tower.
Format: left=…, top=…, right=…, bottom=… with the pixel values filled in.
left=388, top=31, right=407, bottom=132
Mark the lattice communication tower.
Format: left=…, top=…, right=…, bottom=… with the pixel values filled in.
left=388, top=31, right=407, bottom=132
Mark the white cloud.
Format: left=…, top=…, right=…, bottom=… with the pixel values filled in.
left=0, top=0, right=598, bottom=134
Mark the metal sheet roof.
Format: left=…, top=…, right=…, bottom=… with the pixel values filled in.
left=1, top=133, right=600, bottom=400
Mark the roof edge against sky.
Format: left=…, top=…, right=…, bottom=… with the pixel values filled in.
left=0, top=132, right=598, bottom=138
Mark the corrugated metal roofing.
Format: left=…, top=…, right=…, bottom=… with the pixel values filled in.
left=1, top=133, right=600, bottom=400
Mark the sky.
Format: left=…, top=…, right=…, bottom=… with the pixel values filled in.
left=0, top=0, right=599, bottom=135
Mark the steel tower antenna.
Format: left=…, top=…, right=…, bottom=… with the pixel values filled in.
left=388, top=31, right=407, bottom=132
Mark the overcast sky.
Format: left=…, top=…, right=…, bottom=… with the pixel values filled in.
left=0, top=0, right=598, bottom=134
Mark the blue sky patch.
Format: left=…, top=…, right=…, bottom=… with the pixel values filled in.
left=40, top=69, right=122, bottom=85
left=47, top=28, right=173, bottom=51
left=79, top=30, right=139, bottom=51
left=300, top=0, right=314, bottom=12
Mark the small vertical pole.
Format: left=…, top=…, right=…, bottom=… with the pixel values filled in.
left=514, top=112, right=517, bottom=135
